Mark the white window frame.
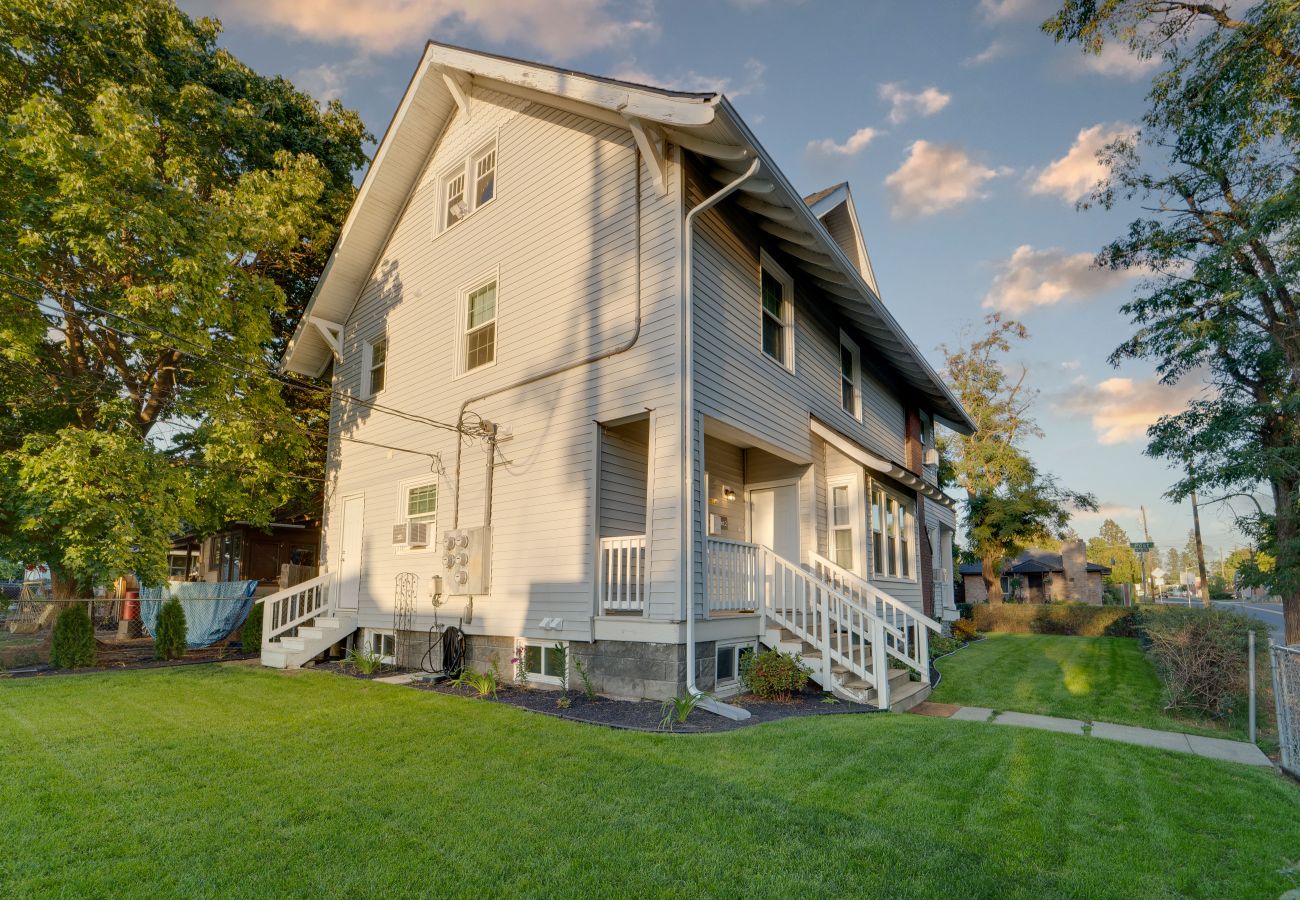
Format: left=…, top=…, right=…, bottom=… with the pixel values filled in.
left=869, top=480, right=916, bottom=582
left=436, top=135, right=499, bottom=235
left=395, top=477, right=438, bottom=555
left=167, top=551, right=191, bottom=580
left=714, top=640, right=757, bottom=697
left=360, top=335, right=387, bottom=400
left=368, top=630, right=396, bottom=665
left=457, top=269, right=500, bottom=376
left=520, top=640, right=567, bottom=686
left=758, top=250, right=794, bottom=372
left=838, top=330, right=861, bottom=419
left=827, top=473, right=866, bottom=575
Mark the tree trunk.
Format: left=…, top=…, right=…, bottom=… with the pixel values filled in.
left=1272, top=474, right=1300, bottom=645
left=50, top=568, right=81, bottom=600
left=982, top=555, right=1003, bottom=604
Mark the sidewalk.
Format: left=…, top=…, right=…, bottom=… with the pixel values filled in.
left=911, top=702, right=1273, bottom=767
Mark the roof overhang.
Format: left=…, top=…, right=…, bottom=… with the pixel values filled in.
left=279, top=42, right=975, bottom=434
left=811, top=418, right=956, bottom=509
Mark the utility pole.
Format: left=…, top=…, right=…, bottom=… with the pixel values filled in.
left=1189, top=463, right=1212, bottom=608
left=1140, top=506, right=1155, bottom=601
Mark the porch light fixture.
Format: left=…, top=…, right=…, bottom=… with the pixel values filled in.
left=722, top=487, right=737, bottom=502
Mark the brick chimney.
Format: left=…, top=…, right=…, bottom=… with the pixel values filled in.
left=1061, top=539, right=1090, bottom=604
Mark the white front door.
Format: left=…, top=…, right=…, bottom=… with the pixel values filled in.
left=337, top=494, right=364, bottom=610
left=748, top=483, right=800, bottom=563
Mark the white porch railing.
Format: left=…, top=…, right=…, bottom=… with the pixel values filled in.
left=706, top=537, right=760, bottom=613
left=261, top=571, right=336, bottom=648
left=764, top=548, right=891, bottom=705
left=600, top=535, right=647, bottom=614
left=812, top=553, right=939, bottom=682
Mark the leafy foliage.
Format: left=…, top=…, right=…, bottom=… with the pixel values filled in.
left=941, top=316, right=1096, bottom=601
left=49, top=603, right=96, bottom=668
left=153, top=597, right=187, bottom=660
left=574, top=658, right=598, bottom=701
left=241, top=601, right=263, bottom=653
left=972, top=603, right=1139, bottom=637
left=658, top=692, right=708, bottom=731
left=1086, top=519, right=1142, bottom=585
left=0, top=0, right=369, bottom=590
left=1043, top=0, right=1300, bottom=640
left=346, top=645, right=386, bottom=676
left=452, top=666, right=499, bottom=698
left=739, top=648, right=811, bottom=701
left=1138, top=606, right=1266, bottom=713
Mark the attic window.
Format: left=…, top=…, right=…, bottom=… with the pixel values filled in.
left=437, top=137, right=498, bottom=234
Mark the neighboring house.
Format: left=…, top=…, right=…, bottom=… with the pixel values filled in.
left=265, top=43, right=974, bottom=713
left=170, top=513, right=321, bottom=597
left=959, top=545, right=1110, bottom=605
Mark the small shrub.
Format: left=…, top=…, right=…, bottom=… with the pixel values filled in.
left=153, top=597, right=188, bottom=661
left=574, top=658, right=598, bottom=701
left=971, top=603, right=1137, bottom=637
left=511, top=645, right=530, bottom=686
left=241, top=601, right=263, bottom=652
left=50, top=604, right=96, bottom=669
left=950, top=618, right=978, bottom=641
left=955, top=602, right=973, bottom=620
left=740, top=648, right=810, bottom=701
left=556, top=696, right=571, bottom=709
left=928, top=634, right=963, bottom=660
left=552, top=642, right=568, bottom=691
left=659, top=692, right=708, bottom=731
left=346, top=645, right=385, bottom=675
left=452, top=666, right=498, bottom=698
left=1138, top=606, right=1264, bottom=714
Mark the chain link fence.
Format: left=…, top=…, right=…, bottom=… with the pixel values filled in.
left=1270, top=642, right=1300, bottom=779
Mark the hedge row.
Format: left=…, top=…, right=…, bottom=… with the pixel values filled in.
left=970, top=603, right=1139, bottom=637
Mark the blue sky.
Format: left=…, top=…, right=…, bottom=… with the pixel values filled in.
left=179, top=0, right=1255, bottom=561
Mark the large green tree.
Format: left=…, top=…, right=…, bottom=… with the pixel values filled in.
left=942, top=315, right=1097, bottom=602
left=1086, top=518, right=1142, bottom=584
left=1045, top=0, right=1300, bottom=641
left=0, top=0, right=369, bottom=593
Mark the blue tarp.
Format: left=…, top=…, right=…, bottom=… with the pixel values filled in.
left=138, top=580, right=258, bottom=648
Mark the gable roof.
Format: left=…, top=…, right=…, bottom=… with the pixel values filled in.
left=803, top=182, right=880, bottom=297
left=958, top=549, right=1112, bottom=577
left=280, top=42, right=974, bottom=434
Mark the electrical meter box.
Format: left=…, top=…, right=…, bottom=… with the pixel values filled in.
left=441, top=526, right=491, bottom=595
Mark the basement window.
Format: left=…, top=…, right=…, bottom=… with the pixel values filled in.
left=715, top=641, right=756, bottom=694
left=522, top=642, right=567, bottom=685
left=369, top=631, right=396, bottom=664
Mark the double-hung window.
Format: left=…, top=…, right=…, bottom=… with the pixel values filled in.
left=830, top=484, right=855, bottom=570
left=438, top=138, right=498, bottom=234
left=839, top=331, right=860, bottom=418
left=398, top=481, right=437, bottom=550
left=870, top=483, right=913, bottom=579
left=364, top=337, right=387, bottom=398
left=463, top=278, right=498, bottom=372
left=759, top=252, right=793, bottom=370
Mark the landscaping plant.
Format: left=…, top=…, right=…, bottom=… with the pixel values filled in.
left=345, top=645, right=385, bottom=675
left=574, top=658, right=598, bottom=701
left=49, top=603, right=95, bottom=668
left=1138, top=607, right=1264, bottom=715
left=452, top=667, right=498, bottom=698
left=511, top=645, right=530, bottom=687
left=153, top=597, right=187, bottom=661
left=972, top=602, right=1137, bottom=637
left=951, top=618, right=978, bottom=642
left=241, top=602, right=263, bottom=653
left=739, top=649, right=810, bottom=701
left=658, top=692, right=708, bottom=731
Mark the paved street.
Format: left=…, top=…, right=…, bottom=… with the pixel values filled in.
left=1213, top=600, right=1286, bottom=645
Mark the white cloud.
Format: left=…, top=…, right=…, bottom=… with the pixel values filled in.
left=878, top=83, right=951, bottom=124
left=963, top=39, right=1011, bottom=67
left=1078, top=43, right=1160, bottom=79
left=982, top=245, right=1136, bottom=313
left=884, top=141, right=1007, bottom=218
left=1056, top=376, right=1203, bottom=445
left=294, top=59, right=371, bottom=104
left=978, top=0, right=1047, bottom=19
left=805, top=126, right=880, bottom=159
left=611, top=58, right=766, bottom=98
left=211, top=0, right=656, bottom=58
left=1031, top=123, right=1137, bottom=204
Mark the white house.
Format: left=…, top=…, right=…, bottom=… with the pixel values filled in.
left=262, top=42, right=974, bottom=715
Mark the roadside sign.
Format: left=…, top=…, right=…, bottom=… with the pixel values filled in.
left=1130, top=541, right=1154, bottom=552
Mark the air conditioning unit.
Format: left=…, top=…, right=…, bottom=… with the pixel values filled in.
left=923, top=447, right=940, bottom=466
left=391, top=522, right=429, bottom=547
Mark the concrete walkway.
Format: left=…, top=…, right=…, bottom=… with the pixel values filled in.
left=913, top=703, right=1273, bottom=767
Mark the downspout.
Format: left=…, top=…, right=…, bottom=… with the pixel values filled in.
left=681, top=156, right=761, bottom=721
left=453, top=147, right=645, bottom=528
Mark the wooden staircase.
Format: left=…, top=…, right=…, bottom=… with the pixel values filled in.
left=762, top=625, right=931, bottom=712
left=258, top=573, right=357, bottom=669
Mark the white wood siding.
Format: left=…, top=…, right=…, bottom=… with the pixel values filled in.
left=599, top=422, right=649, bottom=538
left=322, top=87, right=684, bottom=642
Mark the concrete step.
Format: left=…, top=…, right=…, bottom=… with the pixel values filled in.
left=887, top=680, right=932, bottom=713
left=279, top=636, right=306, bottom=652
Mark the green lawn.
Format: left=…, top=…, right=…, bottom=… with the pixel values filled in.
left=931, top=633, right=1247, bottom=738
left=1, top=665, right=1297, bottom=897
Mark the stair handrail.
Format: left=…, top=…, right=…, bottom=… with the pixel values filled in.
left=810, top=553, right=938, bottom=682
left=261, top=571, right=337, bottom=650
left=759, top=546, right=895, bottom=704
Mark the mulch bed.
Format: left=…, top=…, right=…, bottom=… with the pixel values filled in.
left=418, top=680, right=882, bottom=732
left=1, top=634, right=257, bottom=678
left=312, top=659, right=406, bottom=681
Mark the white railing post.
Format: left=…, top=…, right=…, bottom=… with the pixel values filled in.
left=261, top=596, right=274, bottom=652
left=871, top=617, right=890, bottom=709
left=819, top=585, right=832, bottom=688
left=917, top=624, right=930, bottom=684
